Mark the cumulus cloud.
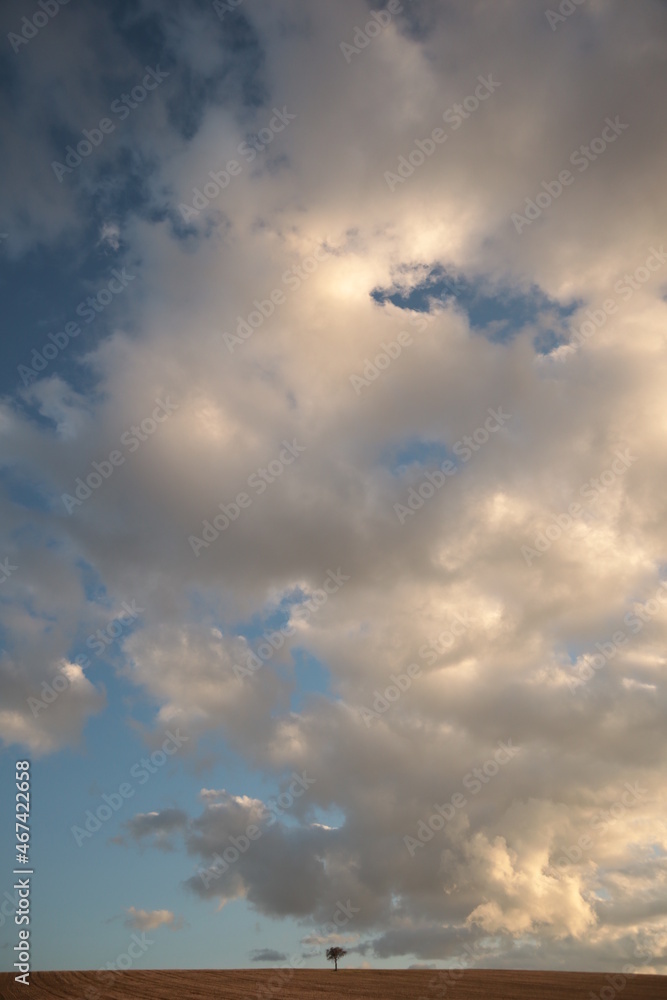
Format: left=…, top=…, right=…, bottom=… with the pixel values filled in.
left=122, top=808, right=189, bottom=851
left=1, top=0, right=667, bottom=972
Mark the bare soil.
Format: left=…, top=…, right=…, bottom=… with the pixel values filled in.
left=1, top=968, right=666, bottom=1000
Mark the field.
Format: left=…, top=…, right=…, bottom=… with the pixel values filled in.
left=1, top=969, right=666, bottom=1000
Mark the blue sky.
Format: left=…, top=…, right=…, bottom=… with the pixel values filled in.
left=1, top=0, right=667, bottom=980
left=372, top=268, right=580, bottom=353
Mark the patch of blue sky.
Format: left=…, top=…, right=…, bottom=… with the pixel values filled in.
left=0, top=617, right=13, bottom=656
left=0, top=467, right=53, bottom=513
left=226, top=596, right=337, bottom=719
left=381, top=437, right=455, bottom=478
left=309, top=804, right=346, bottom=830
left=1, top=240, right=138, bottom=401
left=236, top=591, right=299, bottom=644
left=106, top=0, right=270, bottom=135
left=2, top=716, right=201, bottom=969
left=289, top=649, right=333, bottom=710
left=75, top=557, right=110, bottom=605
left=228, top=576, right=337, bottom=651
left=372, top=265, right=580, bottom=352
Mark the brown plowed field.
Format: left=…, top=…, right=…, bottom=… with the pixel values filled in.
left=1, top=969, right=666, bottom=1000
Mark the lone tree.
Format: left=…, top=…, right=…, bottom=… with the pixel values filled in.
left=326, top=946, right=347, bottom=971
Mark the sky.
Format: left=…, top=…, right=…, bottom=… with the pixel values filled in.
left=0, top=0, right=666, bottom=979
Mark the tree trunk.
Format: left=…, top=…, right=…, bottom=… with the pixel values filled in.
left=334, top=959, right=338, bottom=971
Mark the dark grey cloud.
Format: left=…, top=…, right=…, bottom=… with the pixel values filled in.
left=250, top=948, right=288, bottom=962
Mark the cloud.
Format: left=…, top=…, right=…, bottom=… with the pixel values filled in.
left=2, top=0, right=667, bottom=973
left=123, top=808, right=189, bottom=850
left=250, top=948, right=287, bottom=962
left=124, top=906, right=182, bottom=931
left=98, top=222, right=122, bottom=252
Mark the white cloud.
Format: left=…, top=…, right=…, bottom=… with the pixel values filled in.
left=124, top=906, right=181, bottom=931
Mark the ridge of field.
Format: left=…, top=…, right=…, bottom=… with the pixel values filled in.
left=1, top=968, right=666, bottom=1000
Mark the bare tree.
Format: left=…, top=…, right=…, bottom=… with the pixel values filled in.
left=326, top=946, right=347, bottom=971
